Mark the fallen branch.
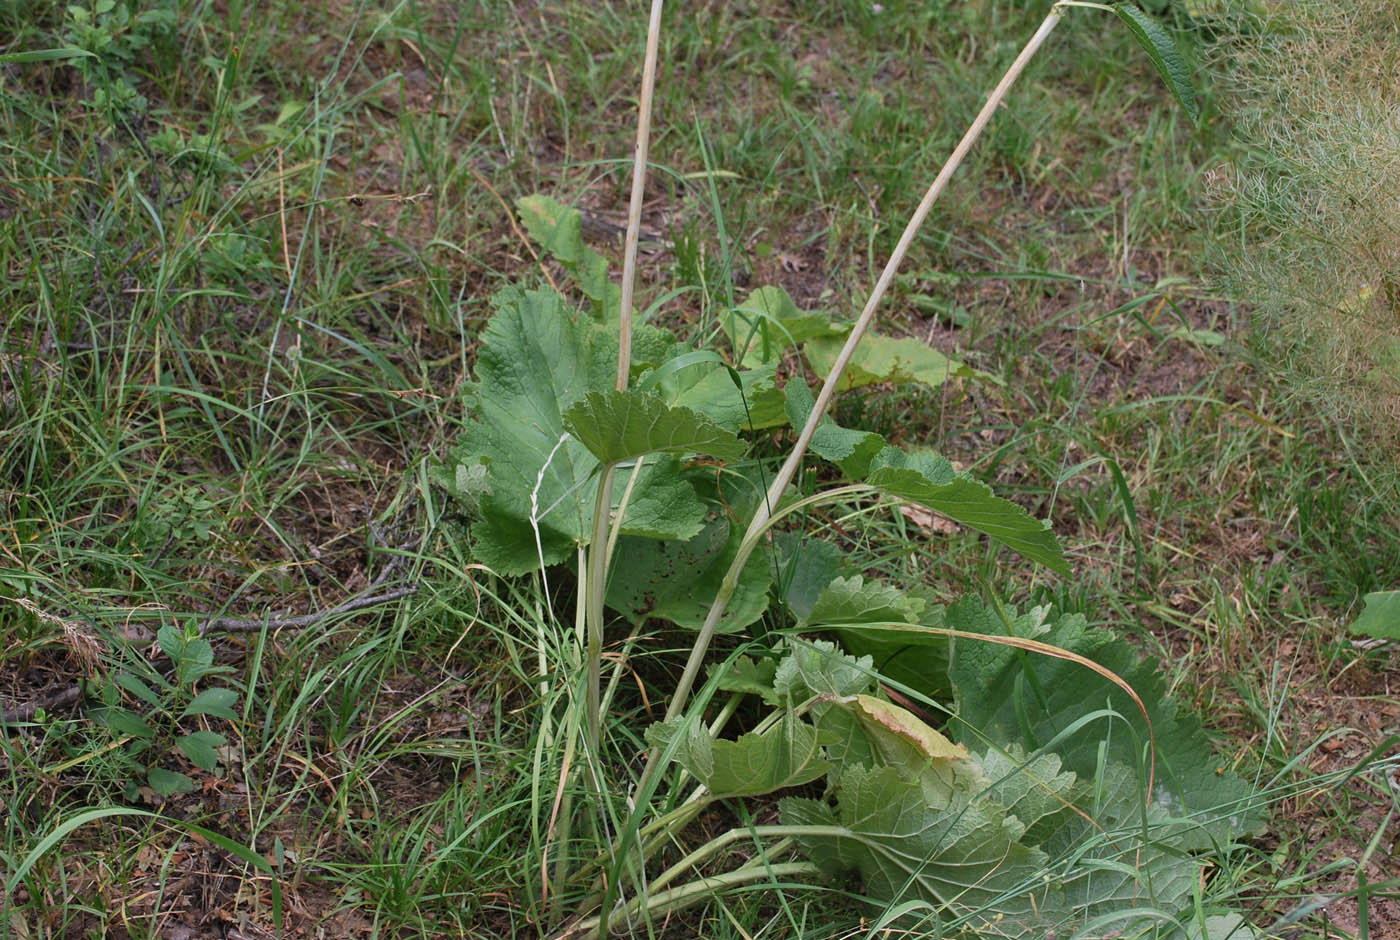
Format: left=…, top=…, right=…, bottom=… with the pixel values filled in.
left=2, top=684, right=86, bottom=724
left=197, top=584, right=418, bottom=634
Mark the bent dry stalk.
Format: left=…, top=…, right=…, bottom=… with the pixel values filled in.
left=548, top=0, right=1209, bottom=933
left=639, top=1, right=1066, bottom=784
left=577, top=3, right=1072, bottom=935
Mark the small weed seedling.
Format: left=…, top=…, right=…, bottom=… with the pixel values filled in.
left=435, top=2, right=1261, bottom=937
left=88, top=623, right=240, bottom=799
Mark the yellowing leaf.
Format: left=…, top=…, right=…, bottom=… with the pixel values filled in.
left=845, top=694, right=968, bottom=763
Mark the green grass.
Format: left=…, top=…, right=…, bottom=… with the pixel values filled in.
left=2, top=0, right=1398, bottom=936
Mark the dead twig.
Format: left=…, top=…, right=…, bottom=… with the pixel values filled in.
left=2, top=684, right=86, bottom=724
left=197, top=584, right=418, bottom=634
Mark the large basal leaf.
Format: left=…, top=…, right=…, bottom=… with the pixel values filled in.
left=866, top=448, right=1069, bottom=576
left=1037, top=761, right=1208, bottom=937
left=772, top=639, right=876, bottom=703
left=515, top=194, right=621, bottom=320
left=436, top=287, right=705, bottom=574
left=803, top=331, right=996, bottom=392
left=802, top=575, right=926, bottom=628
left=974, top=747, right=1079, bottom=848
left=780, top=562, right=955, bottom=700
left=945, top=597, right=1262, bottom=845
left=722, top=285, right=841, bottom=368
left=666, top=361, right=789, bottom=431
left=646, top=713, right=831, bottom=798
left=562, top=388, right=747, bottom=465
left=1112, top=2, right=1201, bottom=125
left=787, top=741, right=1226, bottom=938
left=774, top=532, right=848, bottom=622
left=781, top=763, right=1055, bottom=926
left=605, top=505, right=772, bottom=632
left=1347, top=589, right=1400, bottom=639
left=784, top=377, right=886, bottom=478
left=836, top=694, right=968, bottom=765
left=708, top=655, right=779, bottom=704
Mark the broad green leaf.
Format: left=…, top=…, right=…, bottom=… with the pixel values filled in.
left=147, top=767, right=196, bottom=797
left=782, top=763, right=1053, bottom=922
left=946, top=597, right=1262, bottom=845
left=157, top=625, right=183, bottom=661
left=774, top=533, right=847, bottom=622
left=722, top=285, right=840, bottom=367
left=813, top=692, right=973, bottom=806
left=708, top=656, right=779, bottom=703
left=181, top=687, right=239, bottom=720
left=439, top=287, right=705, bottom=573
left=102, top=707, right=155, bottom=739
left=866, top=448, right=1069, bottom=575
left=1113, top=3, right=1201, bottom=125
left=114, top=673, right=163, bottom=708
left=610, top=456, right=710, bottom=541
left=975, top=747, right=1079, bottom=847
left=515, top=194, right=620, bottom=320
left=175, top=730, right=227, bottom=771
left=606, top=507, right=771, bottom=632
left=646, top=714, right=831, bottom=798
left=787, top=749, right=1211, bottom=937
left=773, top=639, right=875, bottom=702
left=178, top=638, right=216, bottom=682
left=1184, top=914, right=1264, bottom=940
left=784, top=377, right=886, bottom=478
left=1039, top=762, right=1204, bottom=930
left=803, top=331, right=995, bottom=392
left=803, top=575, right=925, bottom=628
left=1347, top=590, right=1400, bottom=639
left=667, top=362, right=788, bottom=431
left=562, top=389, right=746, bottom=465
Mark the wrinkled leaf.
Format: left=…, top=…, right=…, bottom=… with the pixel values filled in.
left=562, top=389, right=746, bottom=465
left=1113, top=2, right=1201, bottom=124
left=610, top=456, right=710, bottom=541
left=782, top=763, right=1053, bottom=923
left=438, top=288, right=707, bottom=573
left=773, top=639, right=875, bottom=702
left=647, top=714, right=831, bottom=798
left=606, top=507, right=771, bottom=632
left=667, top=362, right=789, bottom=431
left=803, top=575, right=925, bottom=628
left=946, top=597, right=1262, bottom=844
left=709, top=656, right=779, bottom=703
left=839, top=694, right=968, bottom=764
left=774, top=533, right=847, bottom=622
